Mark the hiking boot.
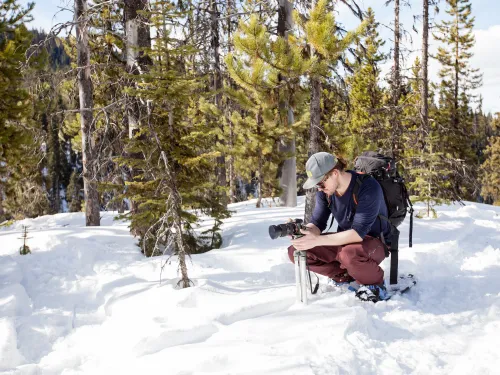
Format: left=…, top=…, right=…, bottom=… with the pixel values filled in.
left=355, top=281, right=389, bottom=303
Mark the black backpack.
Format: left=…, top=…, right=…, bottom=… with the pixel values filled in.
left=353, top=151, right=414, bottom=284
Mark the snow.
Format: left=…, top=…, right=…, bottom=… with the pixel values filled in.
left=1, top=198, right=500, bottom=374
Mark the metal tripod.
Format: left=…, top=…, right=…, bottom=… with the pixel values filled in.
left=294, top=250, right=308, bottom=305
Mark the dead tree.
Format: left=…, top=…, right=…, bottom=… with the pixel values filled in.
left=304, top=0, right=321, bottom=223
left=125, top=0, right=152, bottom=138
left=421, top=0, right=431, bottom=141
left=277, top=0, right=297, bottom=208
left=210, top=0, right=228, bottom=205
left=75, top=0, right=100, bottom=226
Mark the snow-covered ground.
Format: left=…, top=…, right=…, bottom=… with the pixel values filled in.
left=1, top=197, right=500, bottom=375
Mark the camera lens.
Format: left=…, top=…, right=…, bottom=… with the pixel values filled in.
left=268, top=225, right=282, bottom=240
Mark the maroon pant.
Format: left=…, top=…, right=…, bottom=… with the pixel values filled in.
left=287, top=236, right=386, bottom=285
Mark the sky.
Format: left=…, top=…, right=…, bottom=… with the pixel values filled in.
left=20, top=0, right=500, bottom=114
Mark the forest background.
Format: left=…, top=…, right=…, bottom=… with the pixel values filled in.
left=1, top=0, right=499, bottom=285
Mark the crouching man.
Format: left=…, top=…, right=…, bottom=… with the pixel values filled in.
left=288, top=152, right=391, bottom=302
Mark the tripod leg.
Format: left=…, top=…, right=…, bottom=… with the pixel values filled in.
left=299, top=251, right=308, bottom=305
left=294, top=251, right=301, bottom=303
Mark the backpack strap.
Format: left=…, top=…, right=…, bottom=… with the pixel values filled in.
left=326, top=173, right=368, bottom=232
left=351, top=174, right=399, bottom=285
left=325, top=195, right=335, bottom=233
left=378, top=215, right=399, bottom=285
left=402, top=183, right=414, bottom=248
left=349, top=174, right=371, bottom=222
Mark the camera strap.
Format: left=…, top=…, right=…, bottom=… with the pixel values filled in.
left=307, top=263, right=319, bottom=294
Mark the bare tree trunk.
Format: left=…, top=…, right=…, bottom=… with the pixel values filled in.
left=54, top=173, right=60, bottom=213
left=256, top=156, right=264, bottom=208
left=51, top=119, right=61, bottom=213
left=125, top=0, right=151, bottom=137
left=75, top=0, right=100, bottom=226
left=228, top=120, right=236, bottom=203
left=159, top=152, right=191, bottom=288
left=277, top=0, right=297, bottom=208
left=393, top=0, right=400, bottom=100
left=304, top=79, right=321, bottom=223
left=421, top=0, right=429, bottom=144
left=210, top=0, right=227, bottom=202
left=227, top=0, right=236, bottom=204
left=0, top=187, right=5, bottom=221
left=391, top=0, right=402, bottom=159
left=256, top=111, right=264, bottom=208
left=124, top=0, right=151, bottom=219
left=304, top=0, right=321, bottom=223
left=453, top=10, right=460, bottom=134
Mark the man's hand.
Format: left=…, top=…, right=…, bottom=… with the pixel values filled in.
left=305, top=224, right=321, bottom=236
left=291, top=228, right=322, bottom=251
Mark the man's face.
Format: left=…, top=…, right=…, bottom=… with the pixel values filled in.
left=317, top=170, right=339, bottom=195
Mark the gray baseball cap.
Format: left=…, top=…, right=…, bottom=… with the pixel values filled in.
left=303, top=152, right=337, bottom=190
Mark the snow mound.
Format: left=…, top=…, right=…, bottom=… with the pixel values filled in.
left=0, top=199, right=499, bottom=374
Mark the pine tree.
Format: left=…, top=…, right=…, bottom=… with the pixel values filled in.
left=121, top=1, right=229, bottom=273
left=0, top=0, right=42, bottom=221
left=75, top=0, right=100, bottom=226
left=386, top=0, right=403, bottom=159
left=346, top=8, right=387, bottom=161
left=433, top=0, right=482, bottom=201
left=421, top=0, right=433, bottom=143
left=90, top=0, right=130, bottom=213
left=226, top=13, right=309, bottom=207
left=403, top=59, right=452, bottom=217
left=295, top=0, right=364, bottom=222
left=209, top=0, right=227, bottom=203
left=480, top=114, right=500, bottom=205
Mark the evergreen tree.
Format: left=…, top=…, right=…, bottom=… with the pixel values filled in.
left=0, top=0, right=41, bottom=221
left=226, top=13, right=309, bottom=207
left=403, top=58, right=452, bottom=217
left=480, top=114, right=500, bottom=205
left=433, top=0, right=482, bottom=201
left=295, top=0, right=364, bottom=222
left=386, top=0, right=403, bottom=159
left=43, top=90, right=72, bottom=213
left=346, top=8, right=387, bottom=160
left=121, top=0, right=229, bottom=266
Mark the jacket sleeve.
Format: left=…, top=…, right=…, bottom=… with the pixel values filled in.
left=351, top=179, right=382, bottom=239
left=310, top=191, right=332, bottom=232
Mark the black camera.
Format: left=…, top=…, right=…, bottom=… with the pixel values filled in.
left=269, top=218, right=306, bottom=240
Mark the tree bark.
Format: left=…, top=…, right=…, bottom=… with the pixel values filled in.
left=227, top=0, right=236, bottom=204
left=304, top=77, right=321, bottom=223
left=75, top=0, right=100, bottom=226
left=125, top=0, right=151, bottom=138
left=256, top=111, right=264, bottom=208
left=391, top=0, right=401, bottom=159
left=277, top=0, right=297, bottom=208
left=124, top=0, right=151, bottom=219
left=304, top=0, right=322, bottom=223
left=454, top=9, right=460, bottom=134
left=421, top=0, right=429, bottom=145
left=50, top=119, right=61, bottom=213
left=159, top=152, right=191, bottom=288
left=210, top=0, right=227, bottom=200
left=0, top=187, right=5, bottom=221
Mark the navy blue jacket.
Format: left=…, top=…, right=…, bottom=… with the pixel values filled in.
left=310, top=171, right=391, bottom=241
